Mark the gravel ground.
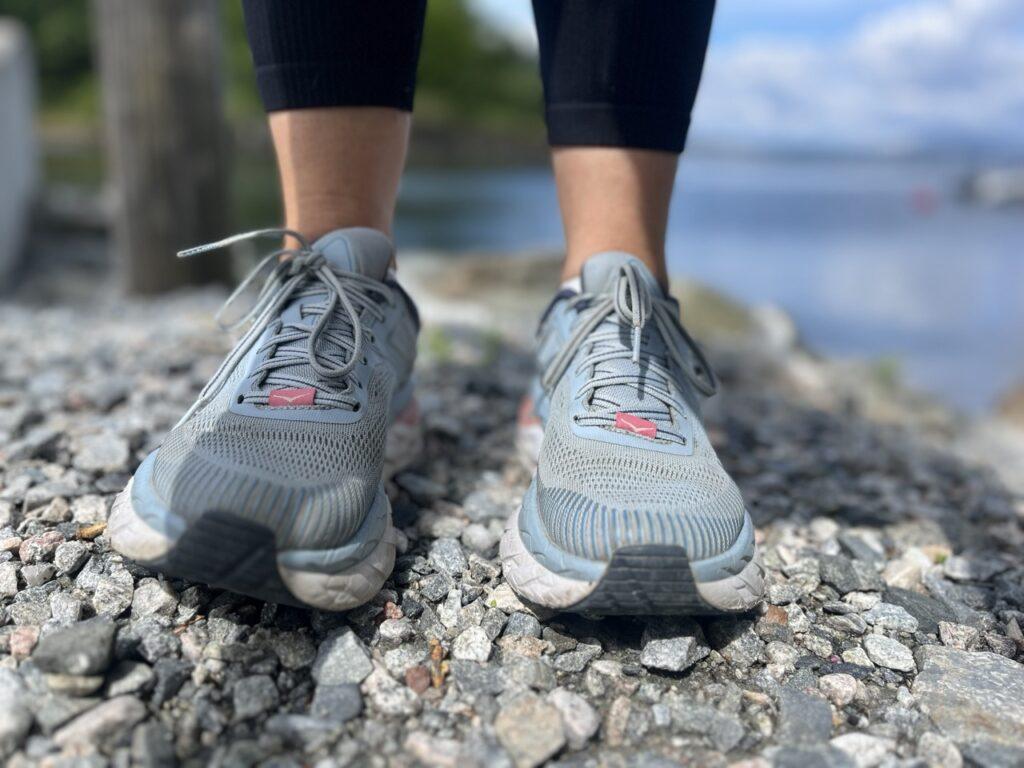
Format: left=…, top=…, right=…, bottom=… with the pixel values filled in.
left=1, top=281, right=1023, bottom=768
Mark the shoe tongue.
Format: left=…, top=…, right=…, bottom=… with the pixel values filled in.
left=579, top=252, right=681, bottom=443
left=312, top=227, right=393, bottom=281
left=580, top=251, right=664, bottom=298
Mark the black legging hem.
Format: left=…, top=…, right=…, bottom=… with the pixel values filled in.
left=243, top=0, right=714, bottom=154
left=254, top=64, right=417, bottom=113
left=545, top=105, right=693, bottom=153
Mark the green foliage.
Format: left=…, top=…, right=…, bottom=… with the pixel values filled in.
left=0, top=0, right=96, bottom=120
left=221, top=0, right=262, bottom=118
left=417, top=1, right=541, bottom=131
left=3, top=0, right=539, bottom=131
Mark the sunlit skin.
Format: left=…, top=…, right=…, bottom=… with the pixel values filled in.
left=268, top=110, right=678, bottom=284
left=552, top=147, right=677, bottom=288
left=270, top=107, right=411, bottom=250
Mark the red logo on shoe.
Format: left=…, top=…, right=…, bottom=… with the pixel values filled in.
left=615, top=412, right=657, bottom=438
left=268, top=387, right=316, bottom=407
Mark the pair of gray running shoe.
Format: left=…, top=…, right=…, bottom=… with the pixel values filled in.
left=109, top=227, right=764, bottom=615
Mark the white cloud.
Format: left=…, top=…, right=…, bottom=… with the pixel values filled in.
left=693, top=0, right=1024, bottom=153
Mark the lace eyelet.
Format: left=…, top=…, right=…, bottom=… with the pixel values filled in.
left=353, top=403, right=361, bottom=412
left=236, top=395, right=245, bottom=404
left=362, top=356, right=368, bottom=365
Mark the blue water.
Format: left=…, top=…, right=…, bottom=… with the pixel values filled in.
left=395, top=156, right=1024, bottom=413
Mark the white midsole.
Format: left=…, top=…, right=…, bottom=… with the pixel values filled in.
left=499, top=505, right=765, bottom=613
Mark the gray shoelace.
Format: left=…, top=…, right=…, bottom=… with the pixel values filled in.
left=176, top=228, right=393, bottom=416
left=541, top=263, right=717, bottom=443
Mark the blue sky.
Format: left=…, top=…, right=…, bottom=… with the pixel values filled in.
left=472, top=0, right=1024, bottom=154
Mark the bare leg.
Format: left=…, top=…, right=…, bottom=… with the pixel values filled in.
left=269, top=107, right=411, bottom=246
left=552, top=147, right=678, bottom=287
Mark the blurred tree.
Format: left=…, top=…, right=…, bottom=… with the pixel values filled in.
left=93, top=0, right=231, bottom=293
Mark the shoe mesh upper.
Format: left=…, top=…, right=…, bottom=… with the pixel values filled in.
left=152, top=363, right=394, bottom=550
left=146, top=228, right=415, bottom=552
left=533, top=253, right=746, bottom=563
left=537, top=383, right=746, bottom=562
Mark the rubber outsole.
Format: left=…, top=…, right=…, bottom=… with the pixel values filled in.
left=500, top=505, right=765, bottom=615
left=107, top=401, right=421, bottom=612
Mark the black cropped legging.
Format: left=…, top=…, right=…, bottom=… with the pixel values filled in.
left=242, top=0, right=715, bottom=153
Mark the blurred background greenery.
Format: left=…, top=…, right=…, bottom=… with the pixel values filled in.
left=4, top=0, right=543, bottom=134
left=1, top=0, right=546, bottom=229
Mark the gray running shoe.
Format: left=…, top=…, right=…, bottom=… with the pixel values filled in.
left=501, top=252, right=764, bottom=614
left=109, top=227, right=422, bottom=611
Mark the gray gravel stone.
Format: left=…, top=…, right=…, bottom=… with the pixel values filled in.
left=495, top=694, right=566, bottom=768
left=311, top=627, right=373, bottom=685
left=106, top=660, right=155, bottom=697
left=71, top=495, right=109, bottom=525
left=131, top=578, right=179, bottom=618
left=818, top=673, right=858, bottom=707
left=18, top=530, right=63, bottom=563
left=131, top=721, right=177, bottom=768
left=707, top=619, right=765, bottom=667
left=233, top=674, right=280, bottom=720
left=883, top=587, right=954, bottom=635
left=0, top=562, right=18, bottom=597
left=863, top=602, right=919, bottom=633
left=72, top=431, right=130, bottom=473
left=21, top=563, right=55, bottom=587
left=429, top=537, right=469, bottom=576
left=362, top=668, right=421, bottom=717
left=776, top=687, right=833, bottom=745
left=462, top=522, right=499, bottom=553
left=820, top=554, right=884, bottom=594
left=863, top=634, right=915, bottom=672
left=938, top=621, right=981, bottom=650
left=32, top=616, right=116, bottom=675
left=53, top=694, right=147, bottom=748
left=92, top=572, right=135, bottom=616
left=453, top=626, right=492, bottom=662
left=640, top=619, right=709, bottom=673
left=666, top=697, right=746, bottom=752
left=310, top=683, right=364, bottom=723
left=504, top=612, right=542, bottom=638
left=830, top=733, right=896, bottom=768
left=53, top=540, right=90, bottom=575
left=49, top=591, right=83, bottom=624
left=917, top=731, right=963, bottom=768
left=553, top=642, right=602, bottom=673
left=547, top=687, right=599, bottom=750
left=0, top=671, right=31, bottom=759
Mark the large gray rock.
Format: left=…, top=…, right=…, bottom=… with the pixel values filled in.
left=912, top=646, right=1024, bottom=753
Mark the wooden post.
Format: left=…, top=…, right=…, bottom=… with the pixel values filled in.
left=92, top=0, right=232, bottom=294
